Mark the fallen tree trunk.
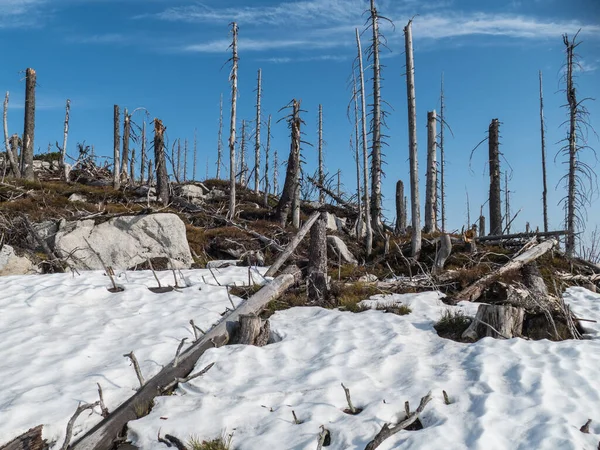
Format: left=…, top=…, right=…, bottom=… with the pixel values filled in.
left=0, top=425, right=45, bottom=450
left=70, top=273, right=296, bottom=450
left=477, top=230, right=568, bottom=243
left=264, top=211, right=320, bottom=278
left=456, top=239, right=557, bottom=302
left=462, top=304, right=525, bottom=341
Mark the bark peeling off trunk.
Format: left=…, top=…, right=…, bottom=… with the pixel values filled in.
left=462, top=304, right=525, bottom=341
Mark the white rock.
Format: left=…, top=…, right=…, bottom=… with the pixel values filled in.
left=54, top=213, right=193, bottom=270
left=327, top=235, right=358, bottom=265
left=325, top=212, right=347, bottom=232
left=68, top=193, right=88, bottom=203
left=0, top=245, right=36, bottom=276
left=179, top=184, right=205, bottom=199
left=358, top=274, right=378, bottom=283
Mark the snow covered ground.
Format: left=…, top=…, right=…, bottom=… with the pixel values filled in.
left=1, top=269, right=599, bottom=450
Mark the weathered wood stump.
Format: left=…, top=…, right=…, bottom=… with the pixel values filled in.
left=308, top=212, right=329, bottom=305
left=462, top=304, right=525, bottom=341
left=0, top=425, right=46, bottom=450
left=232, top=314, right=271, bottom=346
left=433, top=233, right=452, bottom=275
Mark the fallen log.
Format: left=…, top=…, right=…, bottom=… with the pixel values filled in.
left=477, top=230, right=568, bottom=243
left=0, top=425, right=46, bottom=450
left=70, top=273, right=296, bottom=450
left=264, top=211, right=320, bottom=278
left=456, top=239, right=557, bottom=302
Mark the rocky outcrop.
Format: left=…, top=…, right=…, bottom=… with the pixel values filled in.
left=0, top=245, right=37, bottom=276
left=327, top=235, right=358, bottom=265
left=54, top=213, right=193, bottom=270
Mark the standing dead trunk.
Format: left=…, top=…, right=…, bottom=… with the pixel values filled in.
left=147, top=160, right=153, bottom=186
left=276, top=100, right=301, bottom=227
left=240, top=120, right=247, bottom=187
left=368, top=1, right=383, bottom=236
left=404, top=20, right=421, bottom=257
left=462, top=305, right=525, bottom=341
left=130, top=147, right=135, bottom=185
left=489, top=118, right=502, bottom=236
left=122, top=108, right=130, bottom=183
left=9, top=135, right=20, bottom=180
left=216, top=94, right=223, bottom=180
left=439, top=74, right=446, bottom=232
left=176, top=138, right=181, bottom=183
left=273, top=149, right=279, bottom=195
left=154, top=119, right=169, bottom=206
left=308, top=212, right=329, bottom=304
left=479, top=215, right=486, bottom=237
left=193, top=129, right=197, bottom=181
left=504, top=171, right=510, bottom=234
left=140, top=121, right=146, bottom=185
left=318, top=104, right=324, bottom=204
left=254, top=69, right=262, bottom=194
left=355, top=28, right=373, bottom=256
left=3, top=92, right=20, bottom=178
left=21, top=68, right=36, bottom=181
left=264, top=115, right=271, bottom=207
left=395, top=180, right=406, bottom=234
left=352, top=77, right=363, bottom=238
left=425, top=110, right=437, bottom=234
left=564, top=34, right=578, bottom=257
left=433, top=233, right=452, bottom=275
left=113, top=105, right=120, bottom=189
left=292, top=183, right=300, bottom=229
left=183, top=139, right=188, bottom=182
left=539, top=71, right=549, bottom=233
left=227, top=23, right=239, bottom=220
left=60, top=99, right=70, bottom=181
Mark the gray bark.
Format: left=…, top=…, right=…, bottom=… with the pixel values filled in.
left=60, top=99, right=70, bottom=181
left=183, top=138, right=188, bottom=182
left=479, top=215, right=486, bottom=237
left=176, top=138, right=181, bottom=182
left=355, top=28, right=373, bottom=256
left=433, top=233, right=452, bottom=274
left=193, top=129, right=197, bottom=181
left=264, top=115, right=271, bottom=207
left=217, top=93, right=223, bottom=180
left=113, top=105, right=120, bottom=189
left=369, top=1, right=383, bottom=235
left=22, top=68, right=36, bottom=181
left=425, top=110, right=437, bottom=233
left=140, top=121, right=146, bottom=185
left=240, top=120, right=247, bottom=187
left=232, top=314, right=270, bottom=346
left=3, top=92, right=20, bottom=178
left=227, top=23, right=238, bottom=220
left=462, top=304, right=525, bottom=341
left=154, top=119, right=169, bottom=206
left=276, top=100, right=301, bottom=227
left=539, top=71, right=548, bottom=233
left=489, top=118, right=502, bottom=235
left=122, top=109, right=130, bottom=183
left=308, top=212, right=328, bottom=304
left=0, top=425, right=45, bottom=450
left=254, top=69, right=262, bottom=194
left=273, top=149, right=278, bottom=195
left=318, top=104, right=324, bottom=204
left=352, top=78, right=363, bottom=238
left=395, top=180, right=406, bottom=234
left=564, top=34, right=577, bottom=257
left=404, top=20, right=421, bottom=257
left=439, top=73, right=446, bottom=232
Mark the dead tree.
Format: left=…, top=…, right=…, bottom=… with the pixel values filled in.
left=489, top=118, right=502, bottom=235
left=273, top=149, right=279, bottom=195
left=425, top=110, right=437, bottom=233
left=355, top=28, right=373, bottom=256
left=122, top=108, right=130, bottom=183
left=154, top=119, right=169, bottom=206
left=21, top=68, right=36, bottom=181
left=254, top=68, right=262, bottom=194
left=130, top=145, right=136, bottom=185
left=395, top=180, right=406, bottom=234
left=240, top=120, right=247, bottom=186
left=3, top=91, right=20, bottom=178
left=352, top=76, right=363, bottom=237
left=276, top=99, right=302, bottom=227
left=140, top=121, right=146, bottom=184
left=404, top=19, right=421, bottom=257
left=176, top=138, right=181, bottom=182
left=368, top=0, right=383, bottom=235
left=113, top=105, right=120, bottom=189
left=539, top=71, right=549, bottom=233
left=216, top=93, right=223, bottom=180
left=318, top=104, right=324, bottom=203
left=181, top=139, right=187, bottom=182
left=439, top=73, right=446, bottom=232
left=505, top=171, right=511, bottom=233
left=264, top=115, right=271, bottom=207
left=59, top=99, right=70, bottom=181
left=227, top=22, right=239, bottom=220
left=308, top=212, right=329, bottom=304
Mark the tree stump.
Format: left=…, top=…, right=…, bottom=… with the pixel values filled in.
left=433, top=233, right=452, bottom=275
left=0, top=425, right=46, bottom=450
left=308, top=212, right=329, bottom=304
left=232, top=314, right=270, bottom=346
left=462, top=304, right=525, bottom=341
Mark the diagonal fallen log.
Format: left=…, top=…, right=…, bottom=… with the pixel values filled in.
left=264, top=211, right=320, bottom=278
left=69, top=272, right=297, bottom=450
left=456, top=239, right=557, bottom=302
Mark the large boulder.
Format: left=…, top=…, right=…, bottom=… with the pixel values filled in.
left=0, top=245, right=37, bottom=276
left=325, top=212, right=347, bottom=232
left=327, top=235, right=358, bottom=265
left=54, top=213, right=193, bottom=270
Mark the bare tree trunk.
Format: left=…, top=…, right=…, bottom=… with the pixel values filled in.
left=9, top=135, right=20, bottom=180
left=292, top=182, right=300, bottom=229
left=425, top=110, right=437, bottom=234
left=140, top=121, right=146, bottom=185
left=352, top=77, right=363, bottom=238
left=273, top=149, right=279, bottom=195
left=564, top=35, right=578, bottom=257
left=227, top=23, right=238, bottom=220
left=489, top=118, right=502, bottom=235
left=216, top=94, right=223, bottom=179
left=395, top=180, right=406, bottom=234
left=22, top=68, right=36, bottom=181
left=308, top=211, right=329, bottom=304
left=154, top=119, right=169, bottom=206
left=254, top=69, right=262, bottom=194
left=505, top=171, right=510, bottom=233
left=130, top=147, right=135, bottom=185
left=176, top=138, right=181, bottom=183
left=264, top=115, right=271, bottom=207
left=183, top=138, right=188, bottom=182
left=404, top=20, right=421, bottom=257
left=276, top=100, right=301, bottom=227
left=3, top=91, right=20, bottom=179
left=59, top=99, right=71, bottom=181
left=539, top=71, right=549, bottom=233
left=369, top=1, right=383, bottom=236
left=147, top=159, right=153, bottom=186
left=318, top=104, right=324, bottom=204
left=122, top=108, right=131, bottom=184
left=439, top=73, right=446, bottom=232
left=113, top=104, right=120, bottom=189
left=240, top=120, right=247, bottom=187
left=479, top=215, right=486, bottom=237
left=355, top=28, right=373, bottom=256
left=193, top=129, right=197, bottom=181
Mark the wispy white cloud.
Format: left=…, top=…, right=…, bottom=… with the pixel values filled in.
left=257, top=54, right=349, bottom=64
left=0, top=0, right=48, bottom=28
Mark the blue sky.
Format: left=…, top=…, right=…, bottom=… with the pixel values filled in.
left=1, top=0, right=599, bottom=239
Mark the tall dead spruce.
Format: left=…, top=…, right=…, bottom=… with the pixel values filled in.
left=217, top=93, right=223, bottom=179
left=424, top=110, right=437, bottom=233
left=439, top=74, right=447, bottom=232
left=227, top=22, right=239, bottom=220
left=113, top=105, right=120, bottom=189
left=60, top=99, right=71, bottom=181
left=122, top=108, right=131, bottom=183
left=276, top=99, right=302, bottom=227
left=254, top=68, right=262, bottom=194
left=4, top=91, right=20, bottom=178
left=539, top=70, right=549, bottom=233
left=22, top=68, right=36, bottom=181
left=404, top=19, right=422, bottom=257
left=154, top=119, right=169, bottom=206
left=318, top=104, right=325, bottom=204
left=488, top=118, right=502, bottom=235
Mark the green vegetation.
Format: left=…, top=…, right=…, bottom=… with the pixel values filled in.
left=187, top=433, right=233, bottom=450
left=434, top=309, right=472, bottom=342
